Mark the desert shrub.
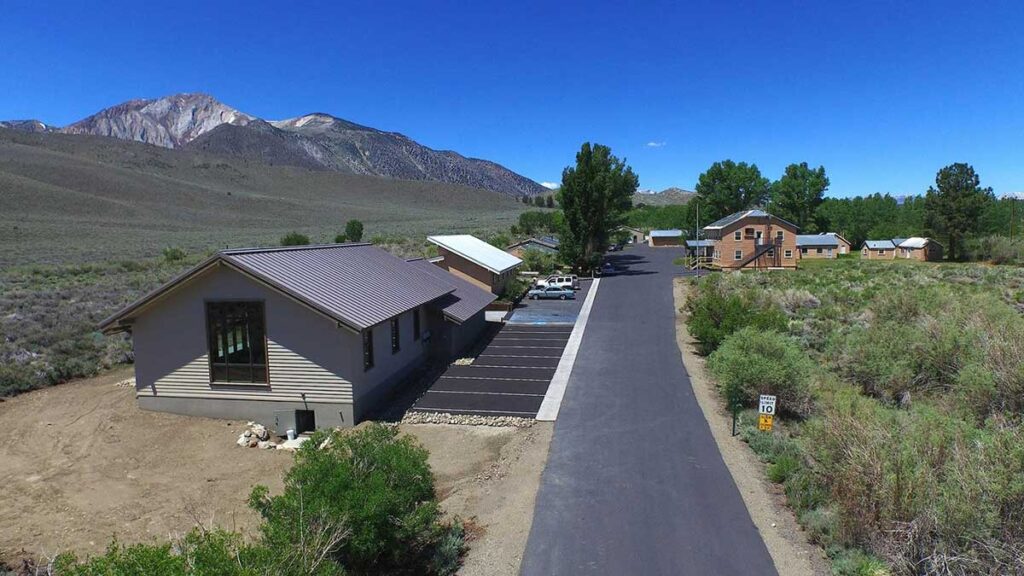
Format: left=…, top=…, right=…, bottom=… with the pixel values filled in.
left=767, top=452, right=801, bottom=483
left=334, top=233, right=347, bottom=243
left=686, top=280, right=788, bottom=355
left=707, top=327, right=815, bottom=417
left=830, top=548, right=891, bottom=576
left=280, top=232, right=311, bottom=246
left=249, top=424, right=463, bottom=575
left=162, top=247, right=187, bottom=262
left=345, top=219, right=365, bottom=242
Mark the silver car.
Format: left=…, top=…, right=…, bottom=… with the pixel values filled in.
left=527, top=286, right=576, bottom=300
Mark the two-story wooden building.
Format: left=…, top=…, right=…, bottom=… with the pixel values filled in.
left=703, top=210, right=799, bottom=270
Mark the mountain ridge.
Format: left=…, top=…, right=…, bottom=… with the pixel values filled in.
left=4, top=93, right=545, bottom=197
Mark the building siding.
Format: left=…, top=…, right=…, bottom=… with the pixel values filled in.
left=649, top=236, right=682, bottom=247
left=798, top=246, right=837, bottom=259
left=436, top=247, right=510, bottom=294
left=861, top=246, right=896, bottom=260
left=709, top=217, right=799, bottom=269
left=131, top=265, right=355, bottom=413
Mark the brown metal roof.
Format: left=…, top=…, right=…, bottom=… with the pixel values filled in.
left=406, top=258, right=497, bottom=323
left=100, top=243, right=456, bottom=332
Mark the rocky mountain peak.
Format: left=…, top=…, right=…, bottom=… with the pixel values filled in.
left=62, top=93, right=252, bottom=148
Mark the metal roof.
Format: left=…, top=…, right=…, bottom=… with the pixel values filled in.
left=428, top=234, right=523, bottom=274
left=507, top=237, right=559, bottom=250
left=406, top=259, right=497, bottom=323
left=685, top=239, right=715, bottom=247
left=891, top=237, right=908, bottom=247
left=796, top=234, right=839, bottom=248
left=898, top=237, right=932, bottom=249
left=703, top=210, right=799, bottom=231
left=100, top=244, right=456, bottom=332
left=863, top=240, right=895, bottom=250
left=650, top=229, right=683, bottom=238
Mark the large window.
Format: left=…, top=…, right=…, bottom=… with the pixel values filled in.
left=206, top=301, right=267, bottom=384
left=391, top=317, right=400, bottom=354
left=363, top=329, right=374, bottom=371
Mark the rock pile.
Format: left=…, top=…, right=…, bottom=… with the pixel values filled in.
left=236, top=422, right=273, bottom=448
left=401, top=411, right=534, bottom=428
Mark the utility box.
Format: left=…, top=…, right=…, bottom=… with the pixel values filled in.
left=274, top=409, right=317, bottom=436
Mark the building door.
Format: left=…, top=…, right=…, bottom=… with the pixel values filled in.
left=755, top=231, right=764, bottom=245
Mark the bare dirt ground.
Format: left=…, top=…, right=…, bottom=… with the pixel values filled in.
left=0, top=369, right=552, bottom=574
left=673, top=278, right=830, bottom=576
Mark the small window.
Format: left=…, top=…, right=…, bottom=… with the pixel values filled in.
left=390, top=317, right=400, bottom=354
left=734, top=250, right=743, bottom=260
left=784, top=250, right=793, bottom=259
left=877, top=250, right=884, bottom=256
left=206, top=301, right=267, bottom=384
left=776, top=230, right=784, bottom=239
left=413, top=308, right=421, bottom=341
left=363, top=329, right=374, bottom=371
left=801, top=248, right=807, bottom=254
left=816, top=248, right=823, bottom=254
left=733, top=230, right=741, bottom=240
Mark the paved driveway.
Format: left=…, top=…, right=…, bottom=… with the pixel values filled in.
left=520, top=245, right=777, bottom=575
left=506, top=280, right=591, bottom=325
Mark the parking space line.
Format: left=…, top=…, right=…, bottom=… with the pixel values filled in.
left=486, top=345, right=567, bottom=349
left=440, top=375, right=549, bottom=382
left=425, top=390, right=546, bottom=397
left=413, top=408, right=539, bottom=416
left=536, top=278, right=600, bottom=421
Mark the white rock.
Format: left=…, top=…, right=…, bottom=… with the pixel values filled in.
left=257, top=440, right=276, bottom=450
left=277, top=437, right=309, bottom=452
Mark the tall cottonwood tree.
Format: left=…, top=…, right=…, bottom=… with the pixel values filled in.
left=694, top=160, right=771, bottom=222
left=557, top=143, right=637, bottom=271
left=924, top=163, right=993, bottom=260
left=771, top=162, right=830, bottom=231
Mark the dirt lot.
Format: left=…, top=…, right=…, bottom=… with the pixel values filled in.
left=673, top=278, right=829, bottom=576
left=0, top=369, right=552, bottom=574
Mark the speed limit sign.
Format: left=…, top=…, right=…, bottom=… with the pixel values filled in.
left=758, top=394, right=777, bottom=416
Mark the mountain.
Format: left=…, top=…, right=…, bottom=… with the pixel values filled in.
left=0, top=128, right=528, bottom=266
left=633, top=187, right=695, bottom=206
left=0, top=119, right=54, bottom=133
left=17, top=93, right=545, bottom=197
left=62, top=93, right=253, bottom=148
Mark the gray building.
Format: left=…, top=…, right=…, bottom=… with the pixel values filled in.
left=100, top=243, right=495, bottom=430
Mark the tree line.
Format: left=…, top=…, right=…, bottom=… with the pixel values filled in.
left=629, top=160, right=1006, bottom=260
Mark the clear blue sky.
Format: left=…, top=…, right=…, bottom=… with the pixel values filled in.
left=2, top=0, right=1022, bottom=196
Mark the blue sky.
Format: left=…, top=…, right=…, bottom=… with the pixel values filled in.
left=2, top=0, right=1022, bottom=196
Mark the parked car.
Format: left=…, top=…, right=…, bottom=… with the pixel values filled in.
left=536, top=274, right=579, bottom=290
left=528, top=286, right=576, bottom=300
left=607, top=244, right=621, bottom=252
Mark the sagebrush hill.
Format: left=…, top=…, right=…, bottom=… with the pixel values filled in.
left=0, top=128, right=529, bottom=266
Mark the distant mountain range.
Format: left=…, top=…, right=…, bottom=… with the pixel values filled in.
left=2, top=93, right=546, bottom=197
left=633, top=187, right=695, bottom=206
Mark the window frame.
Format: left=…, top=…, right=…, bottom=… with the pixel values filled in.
left=734, top=250, right=743, bottom=260
left=390, top=316, right=400, bottom=354
left=733, top=230, right=742, bottom=240
left=784, top=249, right=793, bottom=259
left=205, top=300, right=268, bottom=385
left=363, top=328, right=374, bottom=371
left=776, top=230, right=785, bottom=240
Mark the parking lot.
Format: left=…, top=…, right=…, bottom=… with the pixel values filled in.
left=411, top=324, right=571, bottom=417
left=505, top=279, right=591, bottom=325
left=410, top=281, right=590, bottom=417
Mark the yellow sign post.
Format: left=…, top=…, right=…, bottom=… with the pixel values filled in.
left=758, top=414, right=774, bottom=432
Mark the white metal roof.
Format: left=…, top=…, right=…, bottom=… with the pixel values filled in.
left=650, top=229, right=683, bottom=238
left=427, top=234, right=523, bottom=274
left=898, top=237, right=930, bottom=249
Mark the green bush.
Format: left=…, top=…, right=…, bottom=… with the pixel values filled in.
left=686, top=280, right=788, bottom=355
left=767, top=452, right=801, bottom=484
left=280, top=232, right=311, bottom=246
left=521, top=249, right=558, bottom=274
left=162, top=247, right=187, bottom=262
left=345, top=219, right=364, bottom=242
left=707, top=327, right=815, bottom=417
left=249, top=424, right=463, bottom=575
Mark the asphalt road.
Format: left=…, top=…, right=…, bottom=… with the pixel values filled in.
left=520, top=245, right=778, bottom=576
